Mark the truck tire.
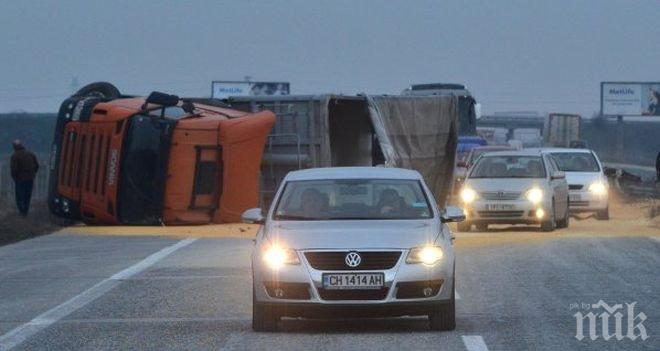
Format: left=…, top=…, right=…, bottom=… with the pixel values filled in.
left=75, top=82, right=121, bottom=100
left=429, top=275, right=456, bottom=331
left=595, top=206, right=609, bottom=220
left=456, top=221, right=471, bottom=232
left=252, top=286, right=279, bottom=332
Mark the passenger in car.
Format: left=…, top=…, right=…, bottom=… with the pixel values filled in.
left=527, top=160, right=544, bottom=178
left=299, top=188, right=328, bottom=218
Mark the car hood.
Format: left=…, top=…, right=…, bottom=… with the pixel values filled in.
left=265, top=220, right=439, bottom=250
left=564, top=172, right=603, bottom=186
left=464, top=178, right=546, bottom=192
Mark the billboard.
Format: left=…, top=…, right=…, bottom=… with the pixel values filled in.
left=211, top=81, right=289, bottom=99
left=601, top=82, right=660, bottom=116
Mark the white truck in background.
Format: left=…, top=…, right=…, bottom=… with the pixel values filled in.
left=545, top=113, right=582, bottom=147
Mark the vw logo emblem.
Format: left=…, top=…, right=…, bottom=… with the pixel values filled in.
left=345, top=252, right=362, bottom=268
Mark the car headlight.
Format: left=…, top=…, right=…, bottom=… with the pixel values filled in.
left=262, top=245, right=300, bottom=269
left=588, top=182, right=607, bottom=195
left=406, top=246, right=444, bottom=265
left=525, top=188, right=543, bottom=204
left=460, top=187, right=477, bottom=203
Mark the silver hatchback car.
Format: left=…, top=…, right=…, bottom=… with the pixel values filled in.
left=242, top=167, right=465, bottom=331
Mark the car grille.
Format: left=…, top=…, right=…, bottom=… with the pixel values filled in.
left=479, top=191, right=521, bottom=200
left=478, top=210, right=524, bottom=218
left=304, top=251, right=401, bottom=270
left=317, top=287, right=389, bottom=300
left=569, top=184, right=584, bottom=190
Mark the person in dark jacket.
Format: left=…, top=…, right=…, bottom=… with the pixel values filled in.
left=10, top=140, right=39, bottom=217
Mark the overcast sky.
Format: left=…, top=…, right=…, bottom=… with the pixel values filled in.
left=0, top=0, right=658, bottom=116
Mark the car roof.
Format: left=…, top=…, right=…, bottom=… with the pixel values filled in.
left=528, top=147, right=593, bottom=154
left=470, top=145, right=514, bottom=152
left=477, top=149, right=545, bottom=157
left=284, top=167, right=422, bottom=181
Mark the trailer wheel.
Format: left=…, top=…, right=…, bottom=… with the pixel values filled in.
left=75, top=82, right=120, bottom=100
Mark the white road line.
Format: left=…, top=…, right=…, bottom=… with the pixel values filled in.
left=650, top=236, right=660, bottom=243
left=456, top=291, right=461, bottom=300
left=0, top=238, right=197, bottom=351
left=462, top=335, right=489, bottom=351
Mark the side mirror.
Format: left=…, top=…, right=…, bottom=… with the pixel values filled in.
left=241, top=208, right=265, bottom=224
left=441, top=206, right=466, bottom=223
left=551, top=171, right=565, bottom=180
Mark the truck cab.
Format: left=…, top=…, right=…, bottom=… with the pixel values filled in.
left=49, top=83, right=275, bottom=225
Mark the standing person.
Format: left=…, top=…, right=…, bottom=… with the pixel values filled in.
left=10, top=140, right=39, bottom=217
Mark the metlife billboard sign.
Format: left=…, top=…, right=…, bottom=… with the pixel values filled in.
left=601, top=82, right=660, bottom=117
left=211, top=81, right=289, bottom=99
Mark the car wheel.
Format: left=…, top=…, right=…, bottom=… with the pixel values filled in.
left=429, top=275, right=456, bottom=331
left=541, top=200, right=556, bottom=232
left=556, top=197, right=570, bottom=229
left=74, top=82, right=121, bottom=100
left=252, top=284, right=279, bottom=332
left=475, top=223, right=488, bottom=232
left=595, top=206, right=609, bottom=220
left=456, top=220, right=471, bottom=232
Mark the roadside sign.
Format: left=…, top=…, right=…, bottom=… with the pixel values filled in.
left=601, top=82, right=660, bottom=117
left=211, top=81, right=289, bottom=99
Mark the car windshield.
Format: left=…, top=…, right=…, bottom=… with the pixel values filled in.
left=273, top=179, right=433, bottom=220
left=470, top=155, right=546, bottom=178
left=470, top=148, right=511, bottom=163
left=550, top=152, right=600, bottom=172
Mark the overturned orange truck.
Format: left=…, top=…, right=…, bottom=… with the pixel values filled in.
left=48, top=82, right=275, bottom=225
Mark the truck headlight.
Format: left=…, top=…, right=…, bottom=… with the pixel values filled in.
left=407, top=246, right=444, bottom=265
left=460, top=187, right=477, bottom=204
left=525, top=188, right=543, bottom=204
left=588, top=182, right=607, bottom=196
left=263, top=246, right=300, bottom=269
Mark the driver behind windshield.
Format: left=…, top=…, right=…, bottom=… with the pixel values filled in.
left=299, top=188, right=328, bottom=218
left=377, top=188, right=406, bottom=215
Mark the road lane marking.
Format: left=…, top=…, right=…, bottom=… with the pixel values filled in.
left=0, top=238, right=197, bottom=351
left=462, top=335, right=489, bottom=351
left=456, top=291, right=461, bottom=300
left=650, top=236, right=660, bottom=243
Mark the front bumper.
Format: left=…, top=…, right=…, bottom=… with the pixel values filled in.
left=568, top=190, right=608, bottom=212
left=259, top=300, right=449, bottom=318
left=253, top=249, right=454, bottom=317
left=462, top=198, right=550, bottom=224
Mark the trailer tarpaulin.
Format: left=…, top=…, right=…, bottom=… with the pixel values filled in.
left=366, top=95, right=458, bottom=206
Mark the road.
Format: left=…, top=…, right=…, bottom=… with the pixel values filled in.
left=0, top=217, right=658, bottom=350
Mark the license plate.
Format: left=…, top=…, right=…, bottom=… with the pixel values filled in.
left=485, top=203, right=514, bottom=211
left=322, top=273, right=384, bottom=290
left=569, top=194, right=581, bottom=202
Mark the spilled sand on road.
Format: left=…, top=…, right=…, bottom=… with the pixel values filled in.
left=58, top=197, right=658, bottom=241
left=453, top=197, right=659, bottom=249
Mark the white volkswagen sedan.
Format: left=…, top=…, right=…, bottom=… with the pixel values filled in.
left=458, top=150, right=569, bottom=232
left=242, top=167, right=464, bottom=332
left=543, top=148, right=610, bottom=220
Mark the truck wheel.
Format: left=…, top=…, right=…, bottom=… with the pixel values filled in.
left=75, top=82, right=121, bottom=100
left=252, top=286, right=279, bottom=332
left=475, top=223, right=488, bottom=232
left=429, top=275, right=456, bottom=331
left=456, top=221, right=471, bottom=232
left=595, top=206, right=609, bottom=220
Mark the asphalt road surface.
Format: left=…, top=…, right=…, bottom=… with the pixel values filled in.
left=0, top=228, right=658, bottom=350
